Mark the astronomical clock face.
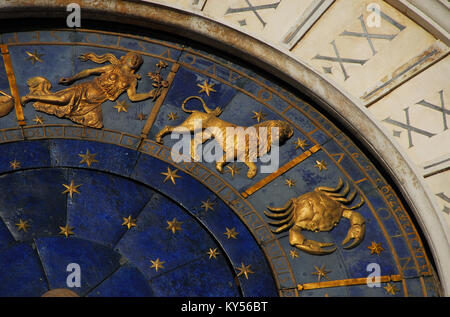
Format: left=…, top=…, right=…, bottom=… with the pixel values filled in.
left=0, top=28, right=441, bottom=297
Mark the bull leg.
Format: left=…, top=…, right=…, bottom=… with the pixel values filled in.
left=155, top=126, right=176, bottom=144
left=190, top=137, right=202, bottom=162
left=289, top=225, right=337, bottom=255
left=244, top=160, right=257, bottom=179
left=215, top=153, right=228, bottom=174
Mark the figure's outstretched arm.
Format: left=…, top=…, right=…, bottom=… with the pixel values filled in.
left=126, top=79, right=156, bottom=102
left=59, top=65, right=112, bottom=85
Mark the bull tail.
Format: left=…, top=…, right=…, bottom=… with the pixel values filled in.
left=181, top=96, right=222, bottom=116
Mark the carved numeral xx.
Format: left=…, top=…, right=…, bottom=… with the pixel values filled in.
left=383, top=107, right=436, bottom=148
left=340, top=13, right=405, bottom=56
left=416, top=90, right=448, bottom=131
left=225, top=0, right=281, bottom=27
left=314, top=10, right=405, bottom=80
left=436, top=192, right=450, bottom=215
left=313, top=40, right=368, bottom=81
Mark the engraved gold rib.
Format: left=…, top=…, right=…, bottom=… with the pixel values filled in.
left=297, top=274, right=403, bottom=291
left=140, top=63, right=180, bottom=140
left=241, top=144, right=321, bottom=198
left=1, top=44, right=25, bottom=125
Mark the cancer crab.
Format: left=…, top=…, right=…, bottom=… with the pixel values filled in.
left=265, top=178, right=365, bottom=255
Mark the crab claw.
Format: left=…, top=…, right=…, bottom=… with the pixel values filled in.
left=295, top=239, right=337, bottom=255
left=342, top=223, right=365, bottom=249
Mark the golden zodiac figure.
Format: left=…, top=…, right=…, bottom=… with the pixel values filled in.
left=20, top=52, right=168, bottom=128
left=0, top=89, right=14, bottom=117
left=265, top=178, right=365, bottom=255
left=155, top=96, right=294, bottom=178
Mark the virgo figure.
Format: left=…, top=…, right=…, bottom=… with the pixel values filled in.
left=21, top=52, right=168, bottom=128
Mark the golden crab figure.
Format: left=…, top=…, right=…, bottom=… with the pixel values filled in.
left=264, top=178, right=365, bottom=255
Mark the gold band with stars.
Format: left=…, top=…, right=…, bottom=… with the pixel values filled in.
left=297, top=274, right=403, bottom=292
left=241, top=144, right=321, bottom=198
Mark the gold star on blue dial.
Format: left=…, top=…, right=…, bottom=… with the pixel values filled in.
left=314, top=160, right=328, bottom=171
left=207, top=248, right=220, bottom=259
left=26, top=49, right=43, bottom=64
left=161, top=167, right=181, bottom=185
left=16, top=219, right=31, bottom=232
left=59, top=224, right=74, bottom=238
left=62, top=180, right=81, bottom=199
left=312, top=265, right=331, bottom=282
left=252, top=111, right=266, bottom=123
left=9, top=159, right=20, bottom=170
left=114, top=100, right=129, bottom=113
left=78, top=149, right=98, bottom=167
left=166, top=217, right=183, bottom=234
left=236, top=263, right=254, bottom=280
left=122, top=216, right=137, bottom=229
left=201, top=199, right=215, bottom=212
left=150, top=258, right=165, bottom=272
left=197, top=80, right=216, bottom=96
left=224, top=227, right=239, bottom=239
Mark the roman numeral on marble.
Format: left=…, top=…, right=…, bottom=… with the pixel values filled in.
left=314, top=10, right=405, bottom=79
left=340, top=14, right=404, bottom=56
left=416, top=90, right=448, bottom=131
left=313, top=40, right=368, bottom=80
left=383, top=107, right=436, bottom=148
left=436, top=192, right=450, bottom=215
left=225, top=0, right=281, bottom=27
